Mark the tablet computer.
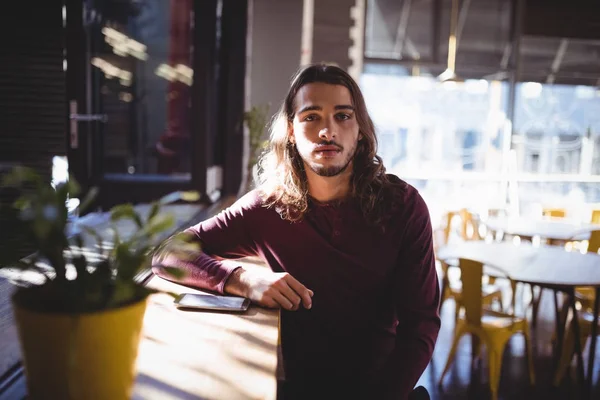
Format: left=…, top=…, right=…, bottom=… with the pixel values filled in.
left=173, top=293, right=251, bottom=312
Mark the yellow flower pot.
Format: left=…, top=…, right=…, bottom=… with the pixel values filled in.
left=12, top=297, right=148, bottom=400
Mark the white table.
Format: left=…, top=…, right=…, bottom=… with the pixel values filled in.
left=437, top=241, right=600, bottom=399
left=484, top=216, right=600, bottom=243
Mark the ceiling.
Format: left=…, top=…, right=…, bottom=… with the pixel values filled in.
left=365, top=0, right=600, bottom=87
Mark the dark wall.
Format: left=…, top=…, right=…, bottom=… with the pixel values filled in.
left=0, top=1, right=66, bottom=260
left=0, top=1, right=66, bottom=183
left=250, top=0, right=303, bottom=118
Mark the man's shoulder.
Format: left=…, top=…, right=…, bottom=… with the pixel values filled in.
left=384, top=174, right=429, bottom=214
left=231, top=189, right=266, bottom=212
left=385, top=173, right=418, bottom=200
left=231, top=189, right=279, bottom=217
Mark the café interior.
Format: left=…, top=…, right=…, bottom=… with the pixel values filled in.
left=1, top=0, right=600, bottom=399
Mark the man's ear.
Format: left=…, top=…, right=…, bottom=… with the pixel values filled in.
left=288, top=124, right=295, bottom=144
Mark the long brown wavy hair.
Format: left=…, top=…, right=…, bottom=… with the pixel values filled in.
left=257, top=63, right=403, bottom=229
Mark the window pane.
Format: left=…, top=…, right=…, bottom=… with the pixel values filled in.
left=513, top=83, right=600, bottom=175
left=360, top=72, right=510, bottom=177
left=90, top=0, right=194, bottom=177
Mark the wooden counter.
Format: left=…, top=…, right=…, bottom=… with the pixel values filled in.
left=133, top=259, right=280, bottom=400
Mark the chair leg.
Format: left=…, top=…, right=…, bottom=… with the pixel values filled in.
left=553, top=318, right=591, bottom=386
left=454, top=299, right=462, bottom=329
left=487, top=347, right=503, bottom=400
left=553, top=319, right=575, bottom=386
left=531, top=285, right=543, bottom=327
left=439, top=327, right=466, bottom=386
left=524, top=326, right=536, bottom=385
left=439, top=276, right=448, bottom=312
left=510, top=280, right=517, bottom=314
left=498, top=293, right=505, bottom=312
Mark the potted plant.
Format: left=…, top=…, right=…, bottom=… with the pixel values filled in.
left=239, top=103, right=270, bottom=196
left=0, top=166, right=196, bottom=400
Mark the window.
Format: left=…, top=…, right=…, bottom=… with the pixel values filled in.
left=89, top=0, right=194, bottom=177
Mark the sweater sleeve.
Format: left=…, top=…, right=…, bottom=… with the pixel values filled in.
left=152, top=191, right=261, bottom=294
left=377, top=190, right=441, bottom=399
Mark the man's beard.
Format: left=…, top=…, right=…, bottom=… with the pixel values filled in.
left=304, top=141, right=358, bottom=177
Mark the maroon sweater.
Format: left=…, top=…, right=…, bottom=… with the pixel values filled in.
left=153, top=178, right=440, bottom=398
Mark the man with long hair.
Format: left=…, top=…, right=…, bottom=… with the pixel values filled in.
left=153, top=63, right=440, bottom=399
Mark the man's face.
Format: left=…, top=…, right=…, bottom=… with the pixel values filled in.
left=290, top=83, right=360, bottom=177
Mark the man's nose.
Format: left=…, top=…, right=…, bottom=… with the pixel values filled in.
left=318, top=120, right=336, bottom=140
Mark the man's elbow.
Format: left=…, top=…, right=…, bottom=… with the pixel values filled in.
left=151, top=252, right=177, bottom=279
left=151, top=256, right=167, bottom=278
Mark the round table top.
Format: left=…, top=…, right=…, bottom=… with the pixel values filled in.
left=437, top=241, right=600, bottom=288
left=483, top=216, right=600, bottom=242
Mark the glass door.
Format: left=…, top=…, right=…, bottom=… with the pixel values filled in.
left=66, top=0, right=217, bottom=209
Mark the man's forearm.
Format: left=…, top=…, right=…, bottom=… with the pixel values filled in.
left=152, top=251, right=240, bottom=294
left=223, top=267, right=248, bottom=297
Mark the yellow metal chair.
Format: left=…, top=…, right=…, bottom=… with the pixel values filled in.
left=553, top=230, right=600, bottom=385
left=438, top=258, right=535, bottom=400
left=439, top=260, right=505, bottom=327
left=437, top=211, right=505, bottom=323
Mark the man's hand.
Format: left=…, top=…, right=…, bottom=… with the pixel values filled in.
left=225, top=267, right=313, bottom=310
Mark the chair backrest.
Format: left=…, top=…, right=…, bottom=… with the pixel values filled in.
left=458, top=258, right=484, bottom=327
left=543, top=208, right=566, bottom=219
left=591, top=210, right=600, bottom=224
left=442, top=211, right=457, bottom=245
left=439, top=209, right=482, bottom=244
left=588, top=230, right=600, bottom=254
left=459, top=209, right=482, bottom=241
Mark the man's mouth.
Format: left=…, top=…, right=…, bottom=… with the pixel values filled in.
left=315, top=144, right=342, bottom=153
left=314, top=145, right=342, bottom=158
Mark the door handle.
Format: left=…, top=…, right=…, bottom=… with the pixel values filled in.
left=69, top=100, right=108, bottom=149
left=69, top=113, right=108, bottom=122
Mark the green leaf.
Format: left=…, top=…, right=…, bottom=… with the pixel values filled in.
left=2, top=166, right=43, bottom=187
left=164, top=291, right=180, bottom=299
left=147, top=202, right=160, bottom=223
left=90, top=259, right=112, bottom=283
left=151, top=231, right=201, bottom=266
left=79, top=187, right=99, bottom=214
left=110, top=204, right=143, bottom=227
left=107, top=280, right=136, bottom=308
left=72, top=254, right=88, bottom=281
left=66, top=176, right=81, bottom=197
left=82, top=225, right=105, bottom=254
left=180, top=191, right=200, bottom=202
left=55, top=182, right=70, bottom=209
left=161, top=267, right=186, bottom=280
left=73, top=233, right=84, bottom=250
left=143, top=214, right=175, bottom=237
left=135, top=285, right=158, bottom=299
left=114, top=243, right=147, bottom=281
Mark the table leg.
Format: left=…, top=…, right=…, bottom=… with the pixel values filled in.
left=569, top=288, right=586, bottom=391
left=553, top=289, right=566, bottom=363
left=532, top=285, right=542, bottom=328
left=585, top=287, right=600, bottom=399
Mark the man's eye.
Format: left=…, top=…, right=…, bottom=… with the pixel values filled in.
left=304, top=115, right=318, bottom=122
left=336, top=113, right=351, bottom=121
